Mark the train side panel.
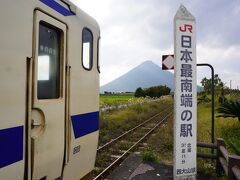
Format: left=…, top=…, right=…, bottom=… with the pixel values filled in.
left=0, top=0, right=100, bottom=179
left=62, top=8, right=100, bottom=180
left=31, top=1, right=100, bottom=179
left=0, top=0, right=33, bottom=179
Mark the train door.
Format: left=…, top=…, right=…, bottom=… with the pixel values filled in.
left=31, top=10, right=67, bottom=179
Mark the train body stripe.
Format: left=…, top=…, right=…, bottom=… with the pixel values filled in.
left=71, top=112, right=99, bottom=139
left=40, top=0, right=75, bottom=16
left=0, top=126, right=24, bottom=168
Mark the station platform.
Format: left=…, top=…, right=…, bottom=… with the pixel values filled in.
left=108, top=153, right=217, bottom=180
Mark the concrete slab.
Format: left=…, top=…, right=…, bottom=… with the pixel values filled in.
left=108, top=153, right=218, bottom=180
left=108, top=153, right=172, bottom=180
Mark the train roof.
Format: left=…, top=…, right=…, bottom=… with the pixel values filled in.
left=67, top=0, right=100, bottom=34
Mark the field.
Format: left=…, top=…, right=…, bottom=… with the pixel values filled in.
left=197, top=101, right=240, bottom=154
left=100, top=93, right=135, bottom=106
left=98, top=93, right=240, bottom=178
left=145, top=96, right=240, bottom=178
left=195, top=101, right=240, bottom=178
left=100, top=93, right=162, bottom=111
left=99, top=95, right=171, bottom=145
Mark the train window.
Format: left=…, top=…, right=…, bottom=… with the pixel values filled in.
left=82, top=28, right=93, bottom=70
left=37, top=22, right=61, bottom=99
left=97, top=37, right=101, bottom=73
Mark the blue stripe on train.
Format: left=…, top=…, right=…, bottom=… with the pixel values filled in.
left=71, top=112, right=99, bottom=139
left=0, top=126, right=23, bottom=168
left=40, top=0, right=75, bottom=16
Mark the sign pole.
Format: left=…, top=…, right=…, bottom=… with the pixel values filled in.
left=197, top=63, right=215, bottom=146
left=174, top=5, right=197, bottom=179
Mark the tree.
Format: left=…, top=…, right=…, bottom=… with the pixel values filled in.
left=134, top=85, right=171, bottom=98
left=145, top=86, right=159, bottom=97
left=201, top=77, right=211, bottom=93
left=134, top=87, right=145, bottom=97
left=200, top=74, right=224, bottom=95
left=217, top=100, right=240, bottom=122
left=197, top=94, right=210, bottom=104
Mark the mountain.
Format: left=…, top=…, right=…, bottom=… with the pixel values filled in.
left=100, top=61, right=175, bottom=93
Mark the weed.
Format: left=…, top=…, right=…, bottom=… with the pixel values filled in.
left=99, top=101, right=167, bottom=145
left=118, top=140, right=132, bottom=150
left=145, top=115, right=173, bottom=164
left=197, top=99, right=239, bottom=178
left=142, top=148, right=159, bottom=163
left=100, top=94, right=136, bottom=106
left=221, top=123, right=240, bottom=155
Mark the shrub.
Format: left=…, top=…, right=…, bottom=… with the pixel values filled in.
left=142, top=148, right=158, bottom=163
left=217, top=100, right=240, bottom=122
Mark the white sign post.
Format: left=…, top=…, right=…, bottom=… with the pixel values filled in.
left=174, top=5, right=197, bottom=179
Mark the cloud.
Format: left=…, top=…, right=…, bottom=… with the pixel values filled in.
left=187, top=0, right=240, bottom=46
left=70, top=0, right=240, bottom=89
left=197, top=43, right=240, bottom=89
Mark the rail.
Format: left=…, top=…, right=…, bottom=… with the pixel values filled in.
left=98, top=105, right=172, bottom=151
left=197, top=138, right=240, bottom=180
left=93, top=109, right=173, bottom=179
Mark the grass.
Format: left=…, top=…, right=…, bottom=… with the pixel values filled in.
left=99, top=96, right=172, bottom=145
left=141, top=96, right=240, bottom=178
left=99, top=94, right=240, bottom=178
left=197, top=101, right=240, bottom=154
left=219, top=120, right=240, bottom=155
left=100, top=94, right=136, bottom=106
left=145, top=114, right=173, bottom=164
left=142, top=148, right=159, bottom=163
left=196, top=98, right=240, bottom=178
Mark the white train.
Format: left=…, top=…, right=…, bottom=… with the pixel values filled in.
left=0, top=0, right=100, bottom=179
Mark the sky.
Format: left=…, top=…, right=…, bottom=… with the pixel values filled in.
left=70, top=0, right=240, bottom=89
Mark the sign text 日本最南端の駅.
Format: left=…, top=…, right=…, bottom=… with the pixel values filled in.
left=174, top=5, right=197, bottom=179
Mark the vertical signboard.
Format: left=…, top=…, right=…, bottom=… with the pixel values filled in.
left=174, top=5, right=197, bottom=179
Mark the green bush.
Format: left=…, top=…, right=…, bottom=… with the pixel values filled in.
left=134, top=85, right=171, bottom=98
left=142, top=148, right=158, bottom=163
left=134, top=87, right=145, bottom=97
left=217, top=100, right=240, bottom=122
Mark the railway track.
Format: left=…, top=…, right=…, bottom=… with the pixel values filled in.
left=93, top=106, right=173, bottom=179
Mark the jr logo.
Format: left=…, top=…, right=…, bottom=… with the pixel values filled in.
left=179, top=24, right=192, bottom=33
